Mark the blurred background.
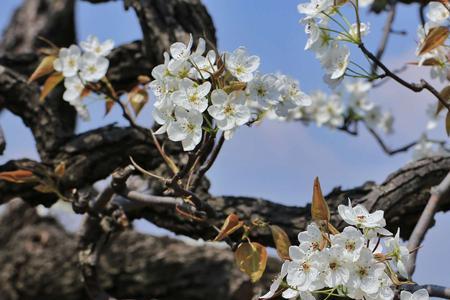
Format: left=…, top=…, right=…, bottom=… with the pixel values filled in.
left=0, top=0, right=448, bottom=289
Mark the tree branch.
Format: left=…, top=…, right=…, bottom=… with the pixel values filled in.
left=370, top=3, right=396, bottom=75
left=0, top=199, right=278, bottom=300
left=0, top=125, right=5, bottom=155
left=406, top=171, right=450, bottom=276
left=359, top=43, right=450, bottom=112
left=365, top=123, right=419, bottom=156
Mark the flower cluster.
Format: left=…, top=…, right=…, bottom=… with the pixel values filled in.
left=261, top=200, right=424, bottom=300
left=149, top=34, right=311, bottom=151
left=54, top=35, right=114, bottom=120
left=416, top=2, right=450, bottom=83
left=285, top=79, right=393, bottom=134
left=298, top=0, right=371, bottom=87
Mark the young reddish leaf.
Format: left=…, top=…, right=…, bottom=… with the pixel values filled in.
left=213, top=213, right=243, bottom=241
left=54, top=162, right=66, bottom=178
left=105, top=98, right=115, bottom=116
left=39, top=72, right=64, bottom=102
left=34, top=184, right=55, bottom=193
left=137, top=75, right=151, bottom=84
left=28, top=56, right=56, bottom=83
left=328, top=223, right=340, bottom=235
left=234, top=242, right=268, bottom=283
left=101, top=77, right=117, bottom=99
left=270, top=225, right=291, bottom=260
left=311, top=177, right=330, bottom=222
left=128, top=86, right=149, bottom=116
left=223, top=81, right=247, bottom=94
left=418, top=26, right=449, bottom=56
left=436, top=86, right=450, bottom=116
left=0, top=170, right=35, bottom=183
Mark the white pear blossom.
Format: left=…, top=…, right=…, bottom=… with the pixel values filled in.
left=348, top=22, right=370, bottom=40
left=364, top=106, right=382, bottom=129
left=171, top=79, right=211, bottom=112
left=207, top=90, right=251, bottom=136
left=347, top=80, right=374, bottom=114
left=347, top=248, right=385, bottom=298
left=315, top=94, right=345, bottom=127
left=53, top=45, right=82, bottom=77
left=358, top=0, right=375, bottom=7
left=278, top=74, right=312, bottom=107
left=331, top=226, right=365, bottom=262
left=286, top=243, right=321, bottom=291
left=302, top=18, right=323, bottom=50
left=282, top=289, right=316, bottom=300
left=63, top=76, right=85, bottom=103
left=80, top=35, right=114, bottom=57
left=379, top=111, right=394, bottom=134
left=153, top=100, right=175, bottom=134
left=400, top=289, right=430, bottom=300
left=167, top=107, right=203, bottom=151
left=297, top=0, right=333, bottom=18
left=225, top=47, right=260, bottom=82
left=338, top=199, right=387, bottom=230
left=297, top=223, right=324, bottom=252
left=247, top=73, right=280, bottom=108
left=317, top=246, right=350, bottom=287
left=190, top=49, right=217, bottom=79
left=319, top=43, right=350, bottom=80
left=385, top=229, right=410, bottom=278
left=260, top=262, right=289, bottom=299
left=426, top=2, right=450, bottom=24
left=79, top=52, right=109, bottom=82
left=426, top=103, right=440, bottom=130
left=168, top=35, right=205, bottom=73
left=367, top=273, right=394, bottom=300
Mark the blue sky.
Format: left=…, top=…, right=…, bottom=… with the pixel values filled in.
left=1, top=0, right=449, bottom=288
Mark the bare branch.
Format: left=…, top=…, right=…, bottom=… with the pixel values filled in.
left=365, top=124, right=418, bottom=155
left=406, top=171, right=450, bottom=276
left=371, top=3, right=396, bottom=75
left=359, top=43, right=450, bottom=112
left=0, top=125, right=5, bottom=155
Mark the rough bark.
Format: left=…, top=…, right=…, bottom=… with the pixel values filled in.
left=0, top=66, right=75, bottom=159
left=3, top=154, right=449, bottom=248
left=117, top=156, right=450, bottom=246
left=0, top=0, right=76, bottom=54
left=0, top=0, right=78, bottom=158
left=0, top=200, right=279, bottom=300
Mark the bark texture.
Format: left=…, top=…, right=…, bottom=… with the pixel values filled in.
left=0, top=200, right=279, bottom=300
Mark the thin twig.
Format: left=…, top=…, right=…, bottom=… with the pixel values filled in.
left=192, top=133, right=225, bottom=190
left=0, top=125, right=5, bottom=155
left=359, top=43, right=450, bottom=112
left=364, top=124, right=418, bottom=155
left=371, top=4, right=396, bottom=75
left=406, top=172, right=450, bottom=276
